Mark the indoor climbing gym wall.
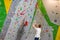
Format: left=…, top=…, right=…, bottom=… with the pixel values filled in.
left=0, top=0, right=60, bottom=40
left=42, top=0, right=60, bottom=40
left=0, top=0, right=12, bottom=32
left=0, top=0, right=23, bottom=40
left=4, top=0, right=37, bottom=40
left=0, top=0, right=12, bottom=40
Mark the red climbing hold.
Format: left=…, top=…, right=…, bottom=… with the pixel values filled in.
left=24, top=0, right=28, bottom=2
left=20, top=9, right=26, bottom=15
left=46, top=29, right=48, bottom=32
left=24, top=21, right=28, bottom=26
left=20, top=13, right=24, bottom=15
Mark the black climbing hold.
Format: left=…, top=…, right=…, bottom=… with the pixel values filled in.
left=56, top=13, right=58, bottom=14
left=48, top=33, right=51, bottom=37
left=54, top=19, right=57, bottom=22
left=25, top=36, right=27, bottom=39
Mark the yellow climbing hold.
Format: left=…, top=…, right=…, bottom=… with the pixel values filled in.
left=56, top=26, right=60, bottom=40
left=4, top=0, right=12, bottom=14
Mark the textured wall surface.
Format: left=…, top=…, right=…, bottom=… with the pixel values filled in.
left=1, top=0, right=60, bottom=40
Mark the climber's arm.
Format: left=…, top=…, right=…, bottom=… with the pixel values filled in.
left=32, top=24, right=37, bottom=29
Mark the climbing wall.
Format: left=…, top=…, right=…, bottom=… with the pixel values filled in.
left=42, top=0, right=60, bottom=40
left=35, top=8, right=53, bottom=40
left=0, top=0, right=13, bottom=40
left=3, top=0, right=60, bottom=40
left=1, top=0, right=21, bottom=40
left=20, top=0, right=60, bottom=40
left=4, top=0, right=37, bottom=40
left=20, top=8, right=53, bottom=40
left=43, top=0, right=60, bottom=25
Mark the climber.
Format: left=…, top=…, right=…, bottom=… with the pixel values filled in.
left=33, top=23, right=41, bottom=40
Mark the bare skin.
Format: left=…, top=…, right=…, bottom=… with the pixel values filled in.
left=33, top=23, right=41, bottom=28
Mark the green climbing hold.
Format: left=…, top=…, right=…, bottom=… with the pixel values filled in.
left=20, top=7, right=22, bottom=10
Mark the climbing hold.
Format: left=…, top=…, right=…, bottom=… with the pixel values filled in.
left=31, top=9, right=32, bottom=11
left=20, top=13, right=25, bottom=15
left=12, top=35, right=14, bottom=37
left=46, top=29, right=48, bottom=32
left=24, top=0, right=28, bottom=2
left=24, top=21, right=28, bottom=26
left=28, top=14, right=30, bottom=16
left=25, top=36, right=27, bottom=39
left=20, top=7, right=22, bottom=10
left=16, top=18, right=18, bottom=21
left=30, top=16, right=32, bottom=18
left=24, top=5, right=26, bottom=8
left=8, top=32, right=10, bottom=34
left=20, top=10, right=26, bottom=15
left=56, top=13, right=58, bottom=14
left=48, top=33, right=51, bottom=37
left=54, top=19, right=57, bottom=22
